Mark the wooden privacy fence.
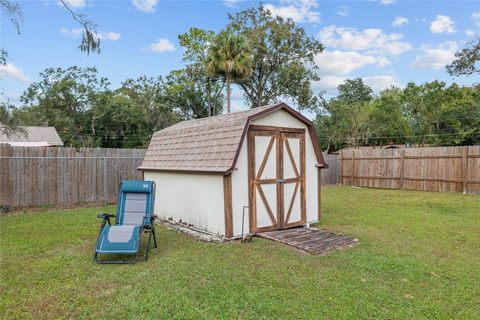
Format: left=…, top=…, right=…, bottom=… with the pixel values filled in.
left=339, top=146, right=480, bottom=194
left=321, top=154, right=340, bottom=185
left=0, top=144, right=146, bottom=208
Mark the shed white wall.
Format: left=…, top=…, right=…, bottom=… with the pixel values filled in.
left=231, top=109, right=319, bottom=237
left=143, top=171, right=225, bottom=236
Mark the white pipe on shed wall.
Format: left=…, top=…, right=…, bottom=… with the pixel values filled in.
left=144, top=171, right=226, bottom=236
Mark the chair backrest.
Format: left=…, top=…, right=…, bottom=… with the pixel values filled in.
left=116, top=180, right=155, bottom=226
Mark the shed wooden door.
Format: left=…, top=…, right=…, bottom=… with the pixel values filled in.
left=248, top=126, right=306, bottom=233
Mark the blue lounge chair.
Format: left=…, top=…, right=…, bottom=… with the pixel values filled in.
left=93, top=180, right=157, bottom=264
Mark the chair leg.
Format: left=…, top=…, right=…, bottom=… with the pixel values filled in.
left=145, top=230, right=153, bottom=261
left=152, top=226, right=158, bottom=248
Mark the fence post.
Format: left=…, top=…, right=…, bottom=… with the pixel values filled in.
left=462, top=147, right=468, bottom=194
left=351, top=150, right=355, bottom=187
left=339, top=151, right=343, bottom=185
left=0, top=144, right=13, bottom=211
left=399, top=149, right=405, bottom=190
left=103, top=157, right=107, bottom=206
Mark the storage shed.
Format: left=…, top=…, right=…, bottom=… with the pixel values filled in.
left=139, top=102, right=328, bottom=239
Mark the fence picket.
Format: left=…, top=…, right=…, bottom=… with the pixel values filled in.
left=339, top=146, right=480, bottom=195
left=0, top=145, right=146, bottom=208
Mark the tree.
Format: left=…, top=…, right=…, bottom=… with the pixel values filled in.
left=178, top=28, right=225, bottom=116
left=113, top=76, right=180, bottom=146
left=0, top=102, right=24, bottom=136
left=316, top=79, right=479, bottom=152
left=19, top=67, right=109, bottom=147
left=368, top=87, right=410, bottom=146
left=1, top=0, right=100, bottom=54
left=401, top=81, right=448, bottom=146
left=162, top=68, right=224, bottom=119
left=227, top=5, right=324, bottom=110
left=446, top=36, right=480, bottom=76
left=0, top=49, right=24, bottom=136
left=315, top=78, right=374, bottom=151
left=206, top=31, right=252, bottom=113
left=435, top=83, right=480, bottom=146
left=0, top=0, right=22, bottom=35
left=401, top=81, right=480, bottom=146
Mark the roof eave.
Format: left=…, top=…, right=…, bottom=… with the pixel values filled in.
left=138, top=167, right=228, bottom=175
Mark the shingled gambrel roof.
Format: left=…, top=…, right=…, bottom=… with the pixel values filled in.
left=139, top=102, right=327, bottom=174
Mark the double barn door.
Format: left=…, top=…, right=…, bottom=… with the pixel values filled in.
left=248, top=126, right=306, bottom=233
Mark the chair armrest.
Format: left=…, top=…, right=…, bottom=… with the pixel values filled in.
left=98, top=213, right=116, bottom=219
left=98, top=213, right=116, bottom=227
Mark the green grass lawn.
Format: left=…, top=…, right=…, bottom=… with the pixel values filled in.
left=1, top=187, right=479, bottom=319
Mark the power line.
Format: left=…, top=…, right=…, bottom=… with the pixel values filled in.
left=318, top=131, right=480, bottom=141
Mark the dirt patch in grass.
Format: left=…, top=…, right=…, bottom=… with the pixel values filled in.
left=29, top=293, right=62, bottom=320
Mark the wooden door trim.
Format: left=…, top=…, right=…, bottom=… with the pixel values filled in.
left=281, top=132, right=306, bottom=228
left=248, top=128, right=279, bottom=233
left=300, top=133, right=306, bottom=224
left=247, top=130, right=255, bottom=234
left=277, top=126, right=284, bottom=231
left=250, top=125, right=306, bottom=134
left=248, top=126, right=307, bottom=233
left=223, top=174, right=233, bottom=238
left=317, top=167, right=322, bottom=221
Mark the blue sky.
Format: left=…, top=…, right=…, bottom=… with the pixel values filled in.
left=1, top=0, right=479, bottom=113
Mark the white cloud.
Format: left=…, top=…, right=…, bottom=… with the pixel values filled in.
left=60, top=27, right=83, bottom=37
left=132, top=0, right=158, bottom=13
left=149, top=38, right=175, bottom=53
left=314, top=50, right=390, bottom=76
left=0, top=63, right=30, bottom=82
left=57, top=0, right=85, bottom=9
left=264, top=0, right=320, bottom=23
left=318, top=25, right=411, bottom=56
left=410, top=41, right=457, bottom=70
left=473, top=11, right=480, bottom=27
left=59, top=28, right=121, bottom=41
left=98, top=31, right=121, bottom=41
left=312, top=74, right=400, bottom=94
left=363, top=75, right=401, bottom=91
left=376, top=56, right=392, bottom=68
left=312, top=76, right=345, bottom=93
left=465, top=30, right=476, bottom=37
left=430, top=15, right=456, bottom=34
left=336, top=6, right=348, bottom=17
left=380, top=0, right=395, bottom=5
left=223, top=0, right=238, bottom=8
left=392, top=16, right=408, bottom=28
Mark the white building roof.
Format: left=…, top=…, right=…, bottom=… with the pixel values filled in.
left=0, top=126, right=63, bottom=147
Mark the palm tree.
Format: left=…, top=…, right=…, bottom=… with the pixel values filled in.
left=206, top=31, right=252, bottom=113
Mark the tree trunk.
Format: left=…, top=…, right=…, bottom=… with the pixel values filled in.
left=206, top=78, right=212, bottom=117
left=226, top=74, right=231, bottom=113
left=257, top=87, right=262, bottom=108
